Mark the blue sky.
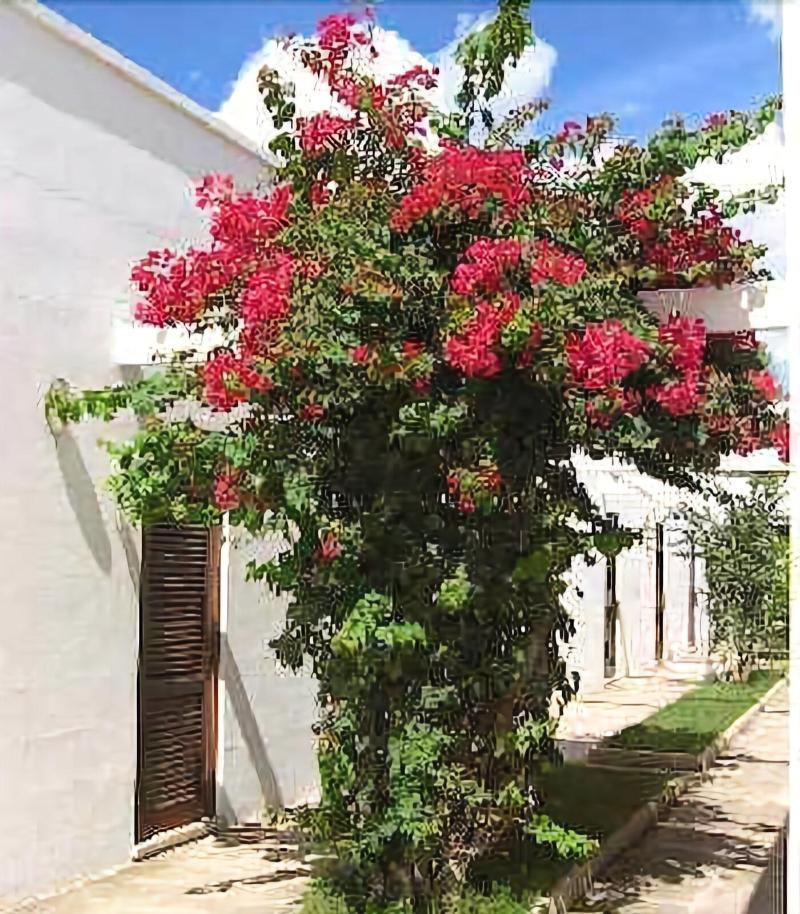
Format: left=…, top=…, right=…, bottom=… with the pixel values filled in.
left=44, top=0, right=780, bottom=140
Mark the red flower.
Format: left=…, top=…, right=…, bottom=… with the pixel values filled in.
left=749, top=369, right=780, bottom=402
left=388, top=65, right=438, bottom=91
left=457, top=494, right=476, bottom=514
left=391, top=144, right=532, bottom=232
left=529, top=239, right=585, bottom=286
left=402, top=340, right=425, bottom=361
left=351, top=344, right=371, bottom=364
left=299, top=113, right=353, bottom=156
left=132, top=246, right=242, bottom=326
left=210, top=184, right=293, bottom=254
left=446, top=473, right=460, bottom=495
left=451, top=238, right=523, bottom=297
left=213, top=472, right=241, bottom=512
left=566, top=320, right=651, bottom=390
left=195, top=173, right=235, bottom=209
left=445, top=297, right=520, bottom=379
left=317, top=11, right=368, bottom=52
left=309, top=182, right=332, bottom=207
left=658, top=316, right=706, bottom=374
left=644, top=209, right=739, bottom=280
left=240, top=253, right=295, bottom=326
left=317, top=531, right=343, bottom=563
left=300, top=403, right=326, bottom=422
left=771, top=422, right=789, bottom=462
left=203, top=352, right=272, bottom=411
left=648, top=374, right=703, bottom=417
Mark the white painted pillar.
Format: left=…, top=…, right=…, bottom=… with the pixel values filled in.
left=782, top=1, right=800, bottom=909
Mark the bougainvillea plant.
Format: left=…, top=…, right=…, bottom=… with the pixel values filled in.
left=48, top=1, right=786, bottom=910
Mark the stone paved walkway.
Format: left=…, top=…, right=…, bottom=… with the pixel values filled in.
left=555, top=673, right=694, bottom=761
left=5, top=835, right=311, bottom=914
left=568, top=682, right=789, bottom=914
left=6, top=683, right=786, bottom=914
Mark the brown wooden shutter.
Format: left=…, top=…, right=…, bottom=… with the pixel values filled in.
left=136, top=525, right=220, bottom=841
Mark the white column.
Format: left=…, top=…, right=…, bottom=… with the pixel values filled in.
left=783, top=2, right=800, bottom=910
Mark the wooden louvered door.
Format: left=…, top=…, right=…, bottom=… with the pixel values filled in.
left=136, top=525, right=220, bottom=842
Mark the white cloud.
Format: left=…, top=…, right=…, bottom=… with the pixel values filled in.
left=216, top=13, right=556, bottom=152
left=748, top=0, right=781, bottom=41
left=687, top=121, right=785, bottom=278
left=217, top=27, right=432, bottom=156
left=431, top=14, right=557, bottom=132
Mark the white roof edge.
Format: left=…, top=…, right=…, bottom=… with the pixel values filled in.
left=11, top=0, right=270, bottom=164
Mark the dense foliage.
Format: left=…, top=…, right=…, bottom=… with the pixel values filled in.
left=48, top=2, right=786, bottom=909
left=686, top=475, right=789, bottom=680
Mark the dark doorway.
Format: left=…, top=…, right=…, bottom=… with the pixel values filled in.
left=604, top=514, right=619, bottom=679
left=136, top=525, right=221, bottom=842
left=688, top=541, right=696, bottom=650
left=655, top=523, right=665, bottom=661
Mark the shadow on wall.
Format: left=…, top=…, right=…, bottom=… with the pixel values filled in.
left=52, top=424, right=112, bottom=575
left=219, top=634, right=284, bottom=818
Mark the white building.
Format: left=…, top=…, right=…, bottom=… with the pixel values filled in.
left=0, top=2, right=318, bottom=904
left=0, top=0, right=786, bottom=905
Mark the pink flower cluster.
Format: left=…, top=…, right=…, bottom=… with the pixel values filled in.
left=647, top=211, right=740, bottom=280
left=529, top=239, right=586, bottom=286
left=658, top=316, right=706, bottom=374
left=195, top=173, right=235, bottom=210
left=209, top=184, right=292, bottom=257
left=203, top=352, right=273, bottom=411
left=645, top=317, right=707, bottom=417
left=391, top=143, right=532, bottom=232
left=213, top=472, right=241, bottom=511
left=132, top=247, right=240, bottom=325
left=241, top=252, right=295, bottom=326
left=553, top=120, right=584, bottom=144
left=451, top=238, right=523, bottom=297
left=566, top=320, right=651, bottom=390
left=238, top=252, right=296, bottom=358
left=299, top=114, right=353, bottom=157
left=649, top=377, right=703, bottom=417
left=617, top=182, right=662, bottom=241
left=317, top=11, right=371, bottom=52
left=131, top=182, right=292, bottom=327
left=388, top=65, right=439, bottom=91
left=749, top=369, right=780, bottom=402
left=316, top=530, right=343, bottom=563
left=445, top=295, right=520, bottom=379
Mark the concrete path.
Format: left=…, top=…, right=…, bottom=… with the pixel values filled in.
left=5, top=835, right=311, bottom=914
left=556, top=673, right=694, bottom=761
left=6, top=683, right=785, bottom=914
left=568, top=683, right=789, bottom=914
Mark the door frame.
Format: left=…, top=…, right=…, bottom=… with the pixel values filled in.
left=134, top=525, right=221, bottom=844
left=655, top=522, right=665, bottom=661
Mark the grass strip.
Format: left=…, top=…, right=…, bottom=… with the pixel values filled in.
left=474, top=764, right=670, bottom=897
left=604, top=669, right=782, bottom=755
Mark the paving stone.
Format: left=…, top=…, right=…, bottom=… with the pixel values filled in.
left=6, top=686, right=786, bottom=914
left=568, top=684, right=788, bottom=914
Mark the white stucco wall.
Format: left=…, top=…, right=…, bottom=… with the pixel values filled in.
left=220, top=531, right=320, bottom=826
left=0, top=3, right=266, bottom=901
